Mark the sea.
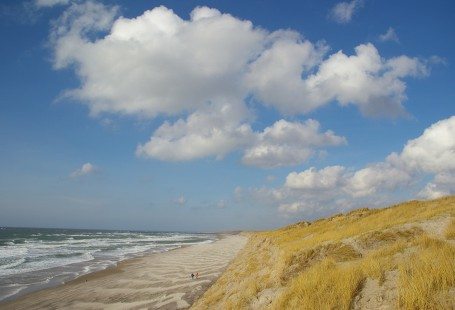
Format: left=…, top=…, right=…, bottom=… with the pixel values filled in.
left=0, top=227, right=216, bottom=302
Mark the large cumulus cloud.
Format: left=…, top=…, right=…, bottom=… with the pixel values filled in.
left=50, top=1, right=429, bottom=167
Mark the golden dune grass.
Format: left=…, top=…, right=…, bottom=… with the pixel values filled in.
left=445, top=218, right=455, bottom=239
left=191, top=196, right=455, bottom=310
left=274, top=259, right=363, bottom=309
left=398, top=236, right=455, bottom=309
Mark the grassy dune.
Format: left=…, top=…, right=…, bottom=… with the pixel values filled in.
left=192, top=196, right=455, bottom=309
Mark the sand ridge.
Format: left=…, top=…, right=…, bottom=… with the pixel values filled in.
left=0, top=234, right=247, bottom=310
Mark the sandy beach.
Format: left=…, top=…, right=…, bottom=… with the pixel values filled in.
left=0, top=234, right=247, bottom=310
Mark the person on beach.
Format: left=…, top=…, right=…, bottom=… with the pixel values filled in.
left=191, top=273, right=194, bottom=279
left=196, top=272, right=199, bottom=279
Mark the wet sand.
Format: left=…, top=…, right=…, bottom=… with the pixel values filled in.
left=0, top=234, right=247, bottom=309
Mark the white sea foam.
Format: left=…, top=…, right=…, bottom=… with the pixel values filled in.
left=0, top=258, right=26, bottom=270
left=0, top=229, right=216, bottom=301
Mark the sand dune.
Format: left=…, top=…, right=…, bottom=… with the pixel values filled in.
left=1, top=234, right=247, bottom=310
left=192, top=196, right=455, bottom=309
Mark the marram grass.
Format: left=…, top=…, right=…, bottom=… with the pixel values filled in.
left=191, top=196, right=455, bottom=309
left=445, top=218, right=455, bottom=239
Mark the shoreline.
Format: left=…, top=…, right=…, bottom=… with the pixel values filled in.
left=1, top=233, right=247, bottom=309
left=0, top=234, right=222, bottom=303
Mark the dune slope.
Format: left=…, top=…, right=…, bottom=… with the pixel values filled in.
left=192, top=196, right=455, bottom=309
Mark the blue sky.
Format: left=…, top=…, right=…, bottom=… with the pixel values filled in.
left=0, top=0, right=454, bottom=232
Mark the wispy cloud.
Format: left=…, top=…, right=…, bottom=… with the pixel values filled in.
left=429, top=55, right=448, bottom=66
left=70, top=162, right=97, bottom=178
left=34, top=0, right=70, bottom=8
left=217, top=200, right=227, bottom=208
left=379, top=27, right=399, bottom=43
left=329, top=0, right=363, bottom=24
left=174, top=196, right=186, bottom=206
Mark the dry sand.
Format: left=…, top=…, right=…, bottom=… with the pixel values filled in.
left=0, top=234, right=247, bottom=310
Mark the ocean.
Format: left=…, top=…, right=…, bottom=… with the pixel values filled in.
left=0, top=227, right=216, bottom=302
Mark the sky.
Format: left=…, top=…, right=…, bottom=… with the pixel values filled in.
left=0, top=0, right=454, bottom=232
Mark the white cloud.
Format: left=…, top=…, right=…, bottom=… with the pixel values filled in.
left=48, top=2, right=431, bottom=165
left=235, top=186, right=290, bottom=207
left=52, top=4, right=265, bottom=117
left=217, top=200, right=227, bottom=208
left=138, top=112, right=346, bottom=167
left=429, top=55, right=448, bottom=66
left=136, top=101, right=254, bottom=161
left=239, top=116, right=455, bottom=216
left=278, top=202, right=307, bottom=215
left=395, top=116, right=455, bottom=173
left=329, top=0, right=363, bottom=24
left=418, top=172, right=455, bottom=199
left=242, top=120, right=346, bottom=168
left=70, top=162, right=97, bottom=178
left=345, top=163, right=412, bottom=197
left=174, top=195, right=186, bottom=206
left=35, top=0, right=70, bottom=8
left=245, top=35, right=329, bottom=114
left=379, top=27, right=399, bottom=43
left=285, top=166, right=346, bottom=190
left=50, top=3, right=429, bottom=120
left=247, top=43, right=427, bottom=117
left=347, top=116, right=455, bottom=197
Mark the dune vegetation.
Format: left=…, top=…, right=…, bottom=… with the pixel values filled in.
left=192, top=196, right=455, bottom=309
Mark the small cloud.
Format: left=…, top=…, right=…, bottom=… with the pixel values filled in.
left=428, top=55, right=448, bottom=66
left=70, top=162, right=97, bottom=178
left=329, top=0, right=363, bottom=24
left=266, top=175, right=276, bottom=182
left=0, top=2, right=40, bottom=25
left=174, top=195, right=186, bottom=206
left=34, top=0, right=70, bottom=8
left=100, top=118, right=117, bottom=130
left=101, top=118, right=113, bottom=127
left=217, top=200, right=227, bottom=208
left=379, top=27, right=399, bottom=43
left=1, top=0, right=71, bottom=26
